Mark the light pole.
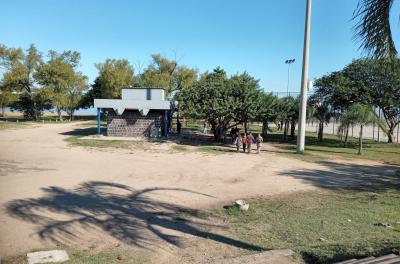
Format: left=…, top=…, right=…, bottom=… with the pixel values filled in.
left=285, top=59, right=295, bottom=96
left=297, top=0, right=312, bottom=153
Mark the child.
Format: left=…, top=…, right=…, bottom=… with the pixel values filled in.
left=256, top=133, right=263, bottom=154
left=247, top=132, right=255, bottom=153
left=234, top=132, right=242, bottom=152
left=203, top=120, right=208, bottom=134
left=241, top=133, right=247, bottom=152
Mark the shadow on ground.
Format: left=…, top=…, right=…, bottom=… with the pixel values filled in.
left=282, top=161, right=400, bottom=192
left=0, top=160, right=55, bottom=177
left=60, top=127, right=104, bottom=137
left=6, top=181, right=265, bottom=251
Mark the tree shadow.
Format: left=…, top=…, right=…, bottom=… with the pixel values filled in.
left=281, top=161, right=400, bottom=192
left=60, top=127, right=105, bottom=137
left=6, top=181, right=265, bottom=251
left=61, top=126, right=236, bottom=150
left=0, top=160, right=55, bottom=177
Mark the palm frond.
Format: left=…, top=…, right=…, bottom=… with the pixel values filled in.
left=353, top=0, right=397, bottom=59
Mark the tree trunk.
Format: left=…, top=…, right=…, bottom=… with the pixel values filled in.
left=344, top=124, right=349, bottom=147
left=387, top=124, right=395, bottom=143
left=262, top=121, right=268, bottom=137
left=318, top=122, right=324, bottom=142
left=57, top=108, right=63, bottom=122
left=1, top=106, right=4, bottom=117
left=244, top=121, right=248, bottom=134
left=283, top=121, right=289, bottom=141
left=290, top=120, right=296, bottom=138
left=211, top=122, right=218, bottom=141
left=70, top=110, right=74, bottom=121
left=358, top=125, right=363, bottom=155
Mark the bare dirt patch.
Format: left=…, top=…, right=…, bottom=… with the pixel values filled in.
left=0, top=122, right=397, bottom=263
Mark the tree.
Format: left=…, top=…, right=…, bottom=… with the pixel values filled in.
left=313, top=71, right=361, bottom=111
left=344, top=59, right=400, bottom=143
left=313, top=59, right=400, bottom=143
left=0, top=90, right=17, bottom=117
left=64, top=73, right=88, bottom=120
left=308, top=94, right=335, bottom=142
left=275, top=97, right=298, bottom=140
left=139, top=54, right=197, bottom=96
left=92, top=59, right=135, bottom=100
left=178, top=68, right=239, bottom=140
left=35, top=50, right=84, bottom=120
left=255, top=92, right=278, bottom=137
left=341, top=104, right=377, bottom=155
left=0, top=44, right=47, bottom=119
left=12, top=89, right=52, bottom=119
left=353, top=0, right=398, bottom=59
left=229, top=72, right=262, bottom=133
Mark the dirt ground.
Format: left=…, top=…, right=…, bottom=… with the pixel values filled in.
left=0, top=122, right=397, bottom=262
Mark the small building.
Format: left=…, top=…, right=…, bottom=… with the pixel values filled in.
left=94, top=88, right=171, bottom=138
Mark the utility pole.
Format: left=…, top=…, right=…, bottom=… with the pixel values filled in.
left=285, top=59, right=295, bottom=96
left=297, top=0, right=312, bottom=153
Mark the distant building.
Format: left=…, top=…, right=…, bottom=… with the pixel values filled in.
left=94, top=88, right=171, bottom=138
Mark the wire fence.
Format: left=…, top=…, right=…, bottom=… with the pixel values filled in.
left=264, top=91, right=314, bottom=98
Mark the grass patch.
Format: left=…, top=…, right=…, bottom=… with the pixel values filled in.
left=65, top=136, right=145, bottom=150
left=64, top=126, right=145, bottom=150
left=197, top=146, right=235, bottom=154
left=0, top=121, right=32, bottom=130
left=182, top=123, right=203, bottom=132
left=2, top=248, right=151, bottom=264
left=66, top=249, right=150, bottom=264
left=171, top=145, right=189, bottom=152
left=267, top=130, right=400, bottom=165
left=218, top=190, right=400, bottom=264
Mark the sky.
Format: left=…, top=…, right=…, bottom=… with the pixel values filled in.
left=1, top=0, right=400, bottom=95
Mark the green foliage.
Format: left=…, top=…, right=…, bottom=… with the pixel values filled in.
left=177, top=68, right=266, bottom=139
left=93, top=59, right=135, bottom=99
left=1, top=44, right=42, bottom=94
left=353, top=0, right=397, bottom=59
left=0, top=90, right=17, bottom=115
left=313, top=58, right=400, bottom=143
left=35, top=50, right=88, bottom=120
left=138, top=54, right=197, bottom=96
left=344, top=59, right=400, bottom=142
left=229, top=72, right=262, bottom=131
left=12, top=91, right=52, bottom=119
left=177, top=68, right=231, bottom=136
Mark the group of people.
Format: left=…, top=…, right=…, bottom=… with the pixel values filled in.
left=202, top=121, right=263, bottom=154
left=233, top=131, right=263, bottom=154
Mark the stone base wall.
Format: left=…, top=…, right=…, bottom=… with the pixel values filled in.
left=107, top=110, right=163, bottom=137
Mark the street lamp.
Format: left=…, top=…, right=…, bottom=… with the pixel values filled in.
left=285, top=59, right=295, bottom=96
left=297, top=0, right=312, bottom=153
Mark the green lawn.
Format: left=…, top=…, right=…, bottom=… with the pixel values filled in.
left=266, top=130, right=400, bottom=165
left=218, top=190, right=400, bottom=264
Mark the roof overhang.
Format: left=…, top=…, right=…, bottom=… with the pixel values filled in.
left=94, top=99, right=170, bottom=116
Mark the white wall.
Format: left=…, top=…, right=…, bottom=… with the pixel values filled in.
left=122, top=88, right=165, bottom=101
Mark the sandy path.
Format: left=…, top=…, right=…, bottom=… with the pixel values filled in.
left=0, top=122, right=397, bottom=258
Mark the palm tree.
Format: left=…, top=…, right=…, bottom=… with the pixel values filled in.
left=353, top=0, right=398, bottom=59
left=337, top=111, right=353, bottom=147
left=308, top=95, right=335, bottom=142
left=341, top=104, right=378, bottom=155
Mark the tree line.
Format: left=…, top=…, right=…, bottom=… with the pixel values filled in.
left=311, top=59, right=400, bottom=144
left=0, top=44, right=197, bottom=120
left=1, top=43, right=399, bottom=151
